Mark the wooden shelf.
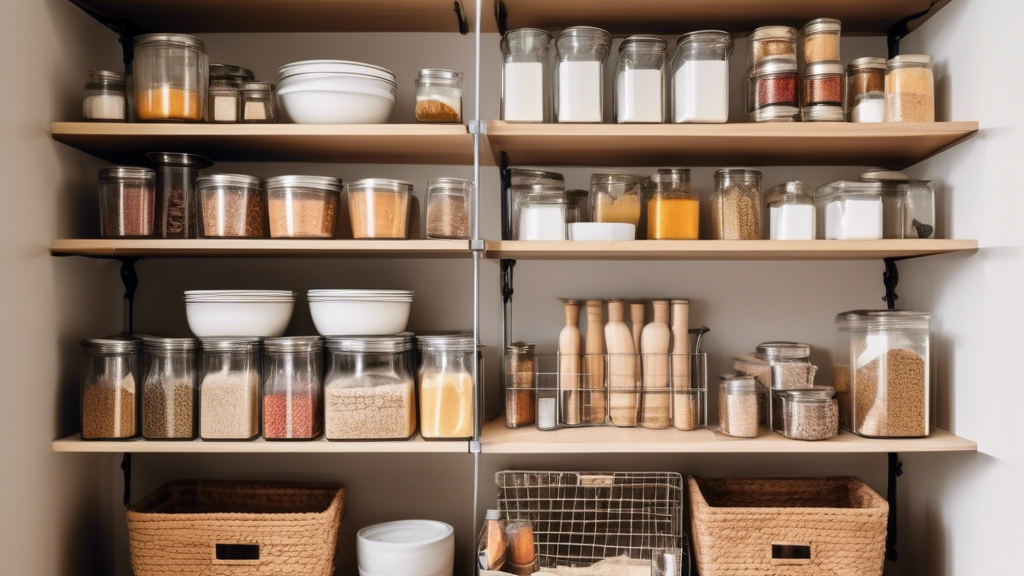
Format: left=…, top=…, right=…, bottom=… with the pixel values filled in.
left=50, top=239, right=472, bottom=258
left=52, top=434, right=468, bottom=453
left=51, top=122, right=473, bottom=165
left=480, top=420, right=977, bottom=454
left=484, top=240, right=978, bottom=261
left=486, top=121, right=979, bottom=169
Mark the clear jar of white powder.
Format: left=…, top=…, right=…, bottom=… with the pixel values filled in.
left=554, top=27, right=611, bottom=123
left=814, top=180, right=884, bottom=240
left=670, top=31, right=732, bottom=123
left=764, top=180, right=816, bottom=240
left=83, top=70, right=126, bottom=121
left=615, top=35, right=666, bottom=123
left=501, top=28, right=552, bottom=123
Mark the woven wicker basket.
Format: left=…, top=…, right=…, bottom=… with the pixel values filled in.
left=127, top=480, right=345, bottom=576
left=688, top=476, right=887, bottom=576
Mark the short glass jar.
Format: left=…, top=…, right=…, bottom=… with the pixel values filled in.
left=514, top=185, right=570, bottom=241
left=83, top=70, right=126, bottom=121
left=133, top=33, right=207, bottom=121
left=554, top=26, right=612, bottom=123
left=148, top=152, right=213, bottom=239
left=886, top=54, right=935, bottom=122
left=590, top=173, right=643, bottom=234
left=416, top=69, right=463, bottom=123
left=733, top=341, right=817, bottom=391
left=207, top=64, right=253, bottom=123
left=814, top=180, right=883, bottom=240
left=772, top=388, right=839, bottom=441
left=748, top=26, right=797, bottom=70
left=747, top=57, right=799, bottom=122
left=501, top=28, right=552, bottom=122
left=198, top=337, right=260, bottom=440
left=80, top=336, right=141, bottom=439
left=646, top=168, right=698, bottom=240
left=197, top=173, right=265, bottom=238
left=240, top=81, right=276, bottom=123
left=504, top=342, right=537, bottom=428
left=98, top=167, right=156, bottom=238
left=860, top=170, right=936, bottom=239
left=418, top=333, right=476, bottom=439
left=801, top=61, right=846, bottom=121
left=800, top=18, right=841, bottom=64
left=847, top=57, right=886, bottom=123
left=264, top=175, right=341, bottom=239
left=765, top=180, right=816, bottom=240
left=711, top=168, right=762, bottom=240
left=426, top=177, right=472, bottom=239
left=141, top=336, right=197, bottom=440
left=347, top=178, right=413, bottom=239
left=670, top=31, right=732, bottom=123
left=262, top=336, right=323, bottom=440
left=507, top=169, right=565, bottom=238
left=615, top=35, right=666, bottom=124
left=718, top=374, right=762, bottom=438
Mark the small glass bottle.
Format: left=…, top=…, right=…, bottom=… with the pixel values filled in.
left=80, top=337, right=141, bottom=440
left=711, top=169, right=762, bottom=239
left=148, top=152, right=213, bottom=239
left=590, top=173, right=643, bottom=233
left=554, top=26, right=612, bottom=123
left=646, top=168, right=698, bottom=240
left=240, top=81, right=276, bottom=123
left=670, top=30, right=732, bottom=124
left=718, top=374, right=762, bottom=438
left=262, top=336, right=323, bottom=440
left=504, top=343, right=537, bottom=428
left=764, top=181, right=816, bottom=240
left=83, top=70, right=126, bottom=121
left=501, top=28, right=552, bottom=122
left=747, top=26, right=797, bottom=70
left=885, top=54, right=935, bottom=122
left=133, top=33, right=208, bottom=121
left=98, top=167, right=156, bottom=238
left=801, top=61, right=846, bottom=122
left=847, top=57, right=886, bottom=123
left=477, top=509, right=508, bottom=571
left=141, top=336, right=197, bottom=440
left=800, top=18, right=841, bottom=64
left=416, top=69, right=463, bottom=123
left=425, top=177, right=472, bottom=239
left=615, top=35, right=667, bottom=123
left=198, top=338, right=260, bottom=440
left=747, top=57, right=799, bottom=122
left=417, top=333, right=476, bottom=439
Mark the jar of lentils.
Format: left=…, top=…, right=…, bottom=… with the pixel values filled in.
left=801, top=61, right=846, bottom=122
left=747, top=57, right=799, bottom=122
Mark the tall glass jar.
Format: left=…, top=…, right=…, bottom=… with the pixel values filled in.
left=501, top=28, right=551, bottom=122
left=98, top=167, right=156, bottom=238
left=513, top=185, right=570, bottom=241
left=800, top=18, right=841, bottom=64
left=764, top=180, right=816, bottom=240
left=426, top=177, right=472, bottom=239
left=670, top=30, right=732, bottom=124
left=141, top=336, right=197, bottom=440
left=133, top=33, right=208, bottom=121
left=199, top=337, right=260, bottom=440
left=711, top=169, right=762, bottom=239
left=148, top=152, right=213, bottom=239
left=615, top=35, right=666, bottom=124
left=83, top=70, right=126, bottom=121
left=198, top=173, right=265, bottom=238
left=506, top=169, right=564, bottom=238
left=240, top=81, right=276, bottom=123
left=646, top=168, right=698, bottom=239
left=416, top=69, right=463, bottom=123
left=324, top=334, right=416, bottom=441
left=504, top=342, right=536, bottom=428
left=207, top=64, right=253, bottom=123
left=747, top=57, right=799, bottom=122
left=590, top=173, right=643, bottom=234
left=847, top=57, right=886, bottom=123
left=886, top=54, right=935, bottom=123
left=747, top=26, right=796, bottom=70
left=718, top=374, right=762, bottom=438
left=860, top=170, right=936, bottom=239
left=418, top=333, right=476, bottom=439
left=554, top=27, right=611, bottom=123
left=80, top=337, right=141, bottom=439
left=801, top=61, right=846, bottom=122
left=262, top=337, right=323, bottom=440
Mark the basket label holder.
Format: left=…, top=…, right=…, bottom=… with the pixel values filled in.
left=770, top=542, right=812, bottom=565
left=214, top=543, right=261, bottom=563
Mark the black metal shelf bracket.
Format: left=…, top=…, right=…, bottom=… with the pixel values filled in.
left=495, top=0, right=509, bottom=35
left=500, top=259, right=516, bottom=306
left=886, top=452, right=904, bottom=562
left=119, top=257, right=140, bottom=335
left=68, top=1, right=140, bottom=67
left=121, top=452, right=132, bottom=507
left=500, top=150, right=512, bottom=241
left=883, top=258, right=899, bottom=310
left=887, top=2, right=936, bottom=58
left=453, top=1, right=469, bottom=35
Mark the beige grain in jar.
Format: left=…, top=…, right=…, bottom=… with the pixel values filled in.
left=885, top=54, right=935, bottom=123
left=347, top=178, right=413, bottom=239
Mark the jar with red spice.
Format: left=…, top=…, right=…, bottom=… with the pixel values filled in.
left=801, top=61, right=845, bottom=121
left=262, top=336, right=323, bottom=440
left=747, top=57, right=799, bottom=122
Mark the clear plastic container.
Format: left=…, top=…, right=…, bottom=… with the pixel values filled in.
left=718, top=374, right=762, bottom=438
left=615, top=35, right=667, bottom=123
left=747, top=57, right=799, bottom=122
left=426, top=177, right=472, bottom=239
left=646, top=168, right=698, bottom=239
left=860, top=170, right=936, bottom=239
left=347, top=178, right=412, bottom=239
left=417, top=333, right=476, bottom=439
left=197, top=174, right=265, bottom=238
left=80, top=337, right=141, bottom=439
left=764, top=180, right=816, bottom=240
left=834, top=310, right=930, bottom=437
left=501, top=28, right=552, bottom=122
left=886, top=54, right=935, bottom=123
left=800, top=18, right=841, bottom=64
left=83, top=70, right=126, bottom=121
left=504, top=342, right=537, bottom=428
left=133, top=33, right=207, bottom=121
left=590, top=173, right=643, bottom=233
left=98, top=167, right=156, bottom=238
left=207, top=64, right=252, bottom=123
left=772, top=388, right=839, bottom=440
left=711, top=168, right=762, bottom=239
left=199, top=337, right=260, bottom=440
left=814, top=180, right=883, bottom=240
left=240, top=81, right=276, bottom=123
left=554, top=27, right=612, bottom=123
left=264, top=175, right=341, bottom=238
left=416, top=69, right=463, bottom=123
left=801, top=61, right=846, bottom=121
left=748, top=26, right=797, bottom=70
left=847, top=57, right=886, bottom=123
left=670, top=30, right=732, bottom=124
left=324, top=334, right=416, bottom=441
left=513, top=185, right=570, bottom=241
left=148, top=152, right=213, bottom=239
left=262, top=336, right=323, bottom=440
left=506, top=169, right=565, bottom=238
left=141, top=336, right=197, bottom=440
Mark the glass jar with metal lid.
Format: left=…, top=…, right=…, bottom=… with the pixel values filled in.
left=506, top=169, right=565, bottom=238
left=262, top=336, right=323, bottom=440
left=711, top=168, right=762, bottom=239
left=772, top=387, right=838, bottom=440
left=504, top=342, right=536, bottom=429
left=757, top=342, right=817, bottom=389
left=800, top=18, right=841, bottom=64
left=198, top=337, right=260, bottom=440
left=346, top=178, right=413, bottom=239
left=670, top=30, right=732, bottom=124
left=207, top=64, right=253, bottom=123
left=83, top=70, right=126, bottom=121
left=148, top=152, right=213, bottom=239
left=98, top=167, right=156, bottom=238
left=646, top=168, right=698, bottom=240
left=513, top=184, right=570, bottom=241
left=860, top=170, right=935, bottom=239
left=141, top=336, right=197, bottom=440
left=501, top=28, right=552, bottom=122
left=198, top=174, right=265, bottom=238
left=847, top=57, right=886, bottom=122
left=416, top=69, right=463, bottom=123
left=554, top=26, right=612, bottom=123
left=748, top=26, right=796, bottom=70
left=615, top=35, right=667, bottom=124
left=240, top=81, right=276, bottom=123
left=417, top=333, right=477, bottom=439
left=265, top=175, right=342, bottom=239
left=590, top=173, right=643, bottom=234
left=324, top=334, right=416, bottom=441
left=80, top=336, right=141, bottom=439
left=764, top=180, right=816, bottom=240
left=814, top=180, right=884, bottom=240
left=886, top=54, right=934, bottom=122
left=747, top=57, right=799, bottom=122
left=801, top=61, right=846, bottom=122
left=718, top=374, right=763, bottom=438
left=426, top=177, right=472, bottom=239
left=133, top=33, right=208, bottom=121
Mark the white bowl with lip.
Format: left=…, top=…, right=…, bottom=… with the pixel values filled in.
left=278, top=60, right=397, bottom=124
left=357, top=520, right=454, bottom=576
left=184, top=291, right=295, bottom=337
left=568, top=222, right=637, bottom=241
left=308, top=289, right=412, bottom=336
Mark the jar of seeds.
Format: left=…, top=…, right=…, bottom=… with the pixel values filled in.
left=80, top=336, right=141, bottom=439
left=504, top=343, right=537, bottom=428
left=718, top=374, right=762, bottom=438
left=426, top=177, right=472, bottom=239
left=773, top=388, right=839, bottom=441
left=885, top=54, right=935, bottom=123
left=141, top=336, right=197, bottom=439
left=747, top=26, right=796, bottom=70
left=199, top=337, right=260, bottom=440
left=800, top=18, right=841, bottom=64
left=711, top=168, right=762, bottom=239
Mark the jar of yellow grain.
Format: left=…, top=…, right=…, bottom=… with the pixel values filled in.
left=646, top=168, right=698, bottom=239
left=347, top=178, right=413, bottom=239
left=589, top=173, right=643, bottom=238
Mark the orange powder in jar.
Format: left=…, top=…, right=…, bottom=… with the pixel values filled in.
left=136, top=88, right=203, bottom=121
left=647, top=196, right=699, bottom=239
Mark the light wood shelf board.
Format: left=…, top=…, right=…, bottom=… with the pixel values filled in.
left=52, top=434, right=469, bottom=453
left=50, top=239, right=473, bottom=258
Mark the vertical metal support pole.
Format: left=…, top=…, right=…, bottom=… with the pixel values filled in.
left=886, top=452, right=903, bottom=561
left=121, top=453, right=132, bottom=506
left=883, top=258, right=899, bottom=310
left=119, top=258, right=140, bottom=335
left=470, top=4, right=483, bottom=575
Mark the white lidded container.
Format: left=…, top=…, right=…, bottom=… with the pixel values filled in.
left=277, top=60, right=397, bottom=124
left=814, top=180, right=884, bottom=240
left=501, top=28, right=552, bottom=122
left=554, top=26, right=612, bottom=123
left=615, top=35, right=667, bottom=123
left=357, top=520, right=455, bottom=576
left=308, top=289, right=413, bottom=336
left=765, top=180, right=816, bottom=240
left=670, top=31, right=732, bottom=123
left=184, top=290, right=295, bottom=337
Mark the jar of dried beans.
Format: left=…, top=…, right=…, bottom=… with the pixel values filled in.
left=426, top=177, right=472, bottom=239
left=885, top=54, right=935, bottom=123
left=800, top=18, right=841, bottom=64
left=198, top=174, right=265, bottom=237
left=801, top=61, right=846, bottom=122
left=149, top=152, right=213, bottom=239
left=416, top=68, right=463, bottom=123
left=847, top=57, right=886, bottom=123
left=711, top=168, right=762, bottom=240
left=347, top=178, right=413, bottom=239
left=718, top=374, right=762, bottom=438
left=98, top=166, right=156, bottom=238
left=141, top=336, right=197, bottom=440
left=262, top=336, right=323, bottom=440
left=590, top=173, right=643, bottom=236
left=646, top=168, right=698, bottom=240
left=80, top=336, right=141, bottom=439
left=133, top=33, right=208, bottom=121
left=747, top=26, right=796, bottom=70
left=747, top=57, right=799, bottom=122
left=504, top=342, right=536, bottom=428
left=418, top=333, right=476, bottom=439
left=265, top=175, right=341, bottom=238
left=199, top=337, right=260, bottom=440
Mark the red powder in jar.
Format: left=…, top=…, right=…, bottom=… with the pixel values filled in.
left=804, top=76, right=844, bottom=105
left=263, top=393, right=317, bottom=438
left=755, top=74, right=798, bottom=108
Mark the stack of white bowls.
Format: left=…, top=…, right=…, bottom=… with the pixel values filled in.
left=308, top=289, right=412, bottom=336
left=184, top=290, right=295, bottom=337
left=278, top=60, right=397, bottom=124
left=357, top=520, right=454, bottom=576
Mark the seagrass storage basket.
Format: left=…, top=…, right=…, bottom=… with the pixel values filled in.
left=688, top=476, right=887, bottom=576
left=127, top=480, right=345, bottom=576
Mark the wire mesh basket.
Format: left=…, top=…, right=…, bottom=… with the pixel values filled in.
left=495, top=471, right=689, bottom=574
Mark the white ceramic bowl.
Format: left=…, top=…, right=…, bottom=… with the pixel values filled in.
left=185, top=300, right=294, bottom=337
left=278, top=60, right=397, bottom=124
left=568, top=222, right=636, bottom=241
left=357, top=520, right=454, bottom=576
left=308, top=290, right=412, bottom=336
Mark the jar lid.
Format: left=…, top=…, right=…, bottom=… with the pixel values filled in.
left=619, top=35, right=667, bottom=53
left=836, top=310, right=931, bottom=329
left=141, top=336, right=197, bottom=352
left=507, top=342, right=535, bottom=353
left=804, top=61, right=846, bottom=77
left=200, top=337, right=260, bottom=352
left=80, top=336, right=141, bottom=354
left=676, top=30, right=732, bottom=47
left=241, top=81, right=275, bottom=93
left=801, top=104, right=846, bottom=122
left=718, top=373, right=761, bottom=392
left=557, top=26, right=612, bottom=42
left=210, top=64, right=255, bottom=81
left=518, top=187, right=570, bottom=205
left=417, top=332, right=476, bottom=351
left=750, top=26, right=797, bottom=41
left=263, top=336, right=322, bottom=353
left=765, top=181, right=813, bottom=205
left=860, top=169, right=909, bottom=182
left=325, top=333, right=414, bottom=353
left=485, top=509, right=502, bottom=520
left=197, top=173, right=261, bottom=188
left=418, top=68, right=463, bottom=81
left=347, top=178, right=414, bottom=194
left=848, top=57, right=887, bottom=72
left=649, top=168, right=691, bottom=184
left=146, top=152, right=214, bottom=169
left=751, top=105, right=799, bottom=122
left=428, top=177, right=473, bottom=194
left=504, top=28, right=552, bottom=42
left=756, top=341, right=811, bottom=359
left=814, top=180, right=883, bottom=202
left=511, top=168, right=565, bottom=186
left=715, top=168, right=762, bottom=180
left=134, top=33, right=204, bottom=50
left=99, top=166, right=154, bottom=181
left=89, top=70, right=125, bottom=83
left=887, top=54, right=933, bottom=69
left=591, top=173, right=641, bottom=190
left=801, top=17, right=841, bottom=35
left=752, top=55, right=798, bottom=75
left=264, top=175, right=342, bottom=192
left=782, top=387, right=835, bottom=403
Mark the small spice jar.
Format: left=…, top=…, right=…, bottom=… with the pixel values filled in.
left=711, top=168, right=762, bottom=240
left=773, top=388, right=839, bottom=441
left=646, top=168, right=698, bottom=239
left=860, top=170, right=936, bottom=239
left=83, top=70, right=126, bottom=121
left=504, top=342, right=537, bottom=428
left=347, top=178, right=413, bottom=239
left=148, top=152, right=213, bottom=239
left=886, top=54, right=935, bottom=122
left=198, top=338, right=260, bottom=440
left=416, top=69, right=463, bottom=123
left=80, top=336, right=141, bottom=439
left=418, top=333, right=476, bottom=439
left=240, top=81, right=276, bottom=123
left=590, top=173, right=643, bottom=234
left=197, top=174, right=265, bottom=238
left=718, top=374, right=762, bottom=438
left=98, top=167, right=156, bottom=238
left=501, top=28, right=552, bottom=122
left=513, top=185, right=570, bottom=241
left=207, top=64, right=253, bottom=123
left=262, top=336, right=323, bottom=440
left=765, top=180, right=816, bottom=240
left=265, top=175, right=341, bottom=238
left=747, top=26, right=796, bottom=70
left=133, top=33, right=208, bottom=121
left=141, top=336, right=197, bottom=440
left=670, top=30, right=732, bottom=123
left=847, top=57, right=886, bottom=122
left=554, top=26, right=612, bottom=123
left=800, top=18, right=841, bottom=64
left=814, top=180, right=883, bottom=239
left=426, top=177, right=472, bottom=239
left=801, top=61, right=846, bottom=121
left=615, top=35, right=667, bottom=124
left=747, top=57, right=799, bottom=122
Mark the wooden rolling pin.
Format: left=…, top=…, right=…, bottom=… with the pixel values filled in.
left=630, top=302, right=645, bottom=360
left=670, top=299, right=690, bottom=391
left=606, top=300, right=638, bottom=427
left=558, top=299, right=581, bottom=426
left=584, top=300, right=606, bottom=423
left=640, top=300, right=671, bottom=429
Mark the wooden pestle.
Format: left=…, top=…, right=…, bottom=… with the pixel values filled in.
left=558, top=299, right=582, bottom=426
left=630, top=302, right=645, bottom=359
left=584, top=300, right=606, bottom=423
left=605, top=300, right=638, bottom=427
left=640, top=300, right=671, bottom=428
left=670, top=299, right=691, bottom=390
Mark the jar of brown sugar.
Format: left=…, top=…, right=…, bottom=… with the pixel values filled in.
left=504, top=342, right=536, bottom=428
left=98, top=167, right=156, bottom=238
left=197, top=173, right=265, bottom=238
left=847, top=57, right=886, bottom=122
left=800, top=18, right=841, bottom=64
left=801, top=61, right=845, bottom=122
left=886, top=54, right=935, bottom=122
left=747, top=26, right=796, bottom=70
left=133, top=33, right=208, bottom=121
left=747, top=57, right=799, bottom=122
left=347, top=178, right=413, bottom=239
left=426, top=177, right=472, bottom=239
left=265, top=175, right=341, bottom=238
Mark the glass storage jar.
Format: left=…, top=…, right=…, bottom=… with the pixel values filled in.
left=504, top=342, right=537, bottom=428
left=98, top=167, right=156, bottom=238
left=197, top=173, right=265, bottom=238
left=324, top=334, right=416, bottom=441
left=507, top=169, right=565, bottom=238
left=800, top=18, right=841, bottom=64
left=554, top=26, right=612, bottom=123
left=418, top=333, right=476, bottom=439
left=265, top=175, right=341, bottom=238
left=262, top=336, right=323, bottom=440
left=886, top=54, right=935, bottom=122
left=80, top=336, right=141, bottom=439
left=670, top=30, right=732, bottom=124
left=141, top=336, right=197, bottom=440
left=847, top=57, right=886, bottom=122
left=814, top=180, right=883, bottom=240
left=426, top=177, right=472, bottom=239
left=590, top=173, right=643, bottom=234
left=834, top=310, right=930, bottom=437
left=416, top=68, right=463, bottom=123
left=240, top=81, right=276, bottom=123
left=207, top=64, right=253, bottom=123
left=718, top=374, right=762, bottom=438
left=148, top=152, right=213, bottom=239
left=772, top=388, right=839, bottom=440
left=347, top=178, right=412, bottom=239
left=747, top=57, right=799, bottom=122
left=199, top=337, right=260, bottom=440
left=801, top=61, right=846, bottom=122
left=501, top=28, right=552, bottom=122
left=646, top=168, right=698, bottom=239
left=133, top=33, right=207, bottom=121
left=83, top=70, right=126, bottom=121
left=615, top=35, right=666, bottom=123
left=748, top=26, right=797, bottom=70
left=860, top=170, right=936, bottom=239
left=513, top=185, right=570, bottom=241
left=765, top=180, right=816, bottom=240
left=711, top=168, right=762, bottom=239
